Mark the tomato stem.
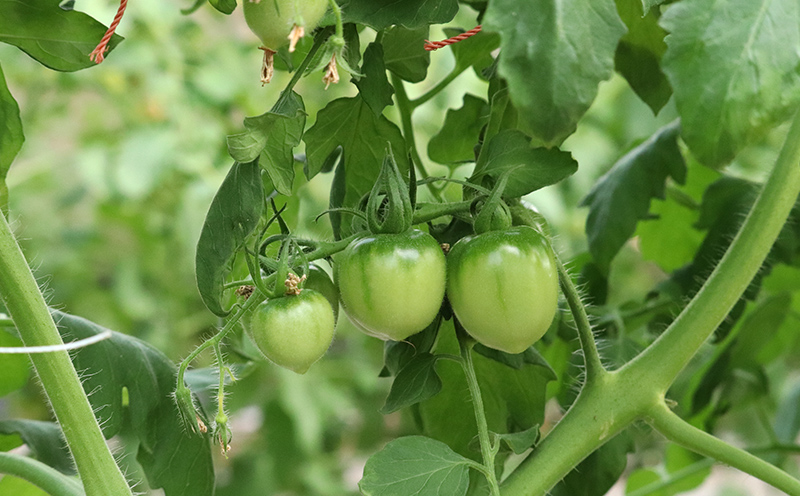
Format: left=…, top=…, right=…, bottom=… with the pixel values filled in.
left=457, top=324, right=501, bottom=496
left=0, top=453, right=85, bottom=496
left=647, top=401, right=800, bottom=495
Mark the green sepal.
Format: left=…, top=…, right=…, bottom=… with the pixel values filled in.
left=472, top=167, right=514, bottom=234
left=367, top=147, right=413, bottom=234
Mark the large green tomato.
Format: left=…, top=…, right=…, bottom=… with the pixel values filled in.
left=247, top=289, right=335, bottom=374
left=335, top=229, right=446, bottom=341
left=447, top=226, right=558, bottom=354
left=242, top=0, right=329, bottom=50
left=304, top=263, right=339, bottom=321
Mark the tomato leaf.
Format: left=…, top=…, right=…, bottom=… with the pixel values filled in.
left=428, top=94, right=489, bottom=165
left=382, top=318, right=440, bottom=377
left=304, top=96, right=407, bottom=217
left=448, top=28, right=501, bottom=76
left=381, top=353, right=443, bottom=414
left=614, top=0, right=671, bottom=113
left=359, top=436, right=471, bottom=496
left=52, top=310, right=215, bottom=495
left=497, top=423, right=541, bottom=454
left=661, top=0, right=800, bottom=167
left=581, top=121, right=686, bottom=274
left=340, top=0, right=458, bottom=30
left=483, top=0, right=626, bottom=145
left=195, top=160, right=265, bottom=317
left=0, top=0, right=123, bottom=71
left=0, top=420, right=73, bottom=475
left=471, top=129, right=578, bottom=197
left=356, top=43, right=395, bottom=116
left=227, top=91, right=306, bottom=165
left=382, top=26, right=430, bottom=83
left=0, top=63, right=23, bottom=213
left=473, top=343, right=557, bottom=381
left=209, top=0, right=236, bottom=15
left=259, top=92, right=306, bottom=196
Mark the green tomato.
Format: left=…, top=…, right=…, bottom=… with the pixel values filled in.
left=247, top=289, right=335, bottom=374
left=447, top=226, right=558, bottom=354
left=242, top=0, right=329, bottom=50
left=335, top=229, right=446, bottom=341
left=304, top=263, right=339, bottom=321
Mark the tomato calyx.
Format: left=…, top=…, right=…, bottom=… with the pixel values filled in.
left=366, top=148, right=414, bottom=235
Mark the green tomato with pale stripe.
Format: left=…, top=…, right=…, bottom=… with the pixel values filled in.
left=446, top=226, right=558, bottom=354
left=335, top=230, right=446, bottom=341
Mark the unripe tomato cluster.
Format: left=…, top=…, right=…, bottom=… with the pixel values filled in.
left=246, top=225, right=559, bottom=373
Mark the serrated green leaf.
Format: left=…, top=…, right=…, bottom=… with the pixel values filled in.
left=304, top=96, right=407, bottom=219
left=581, top=121, right=685, bottom=273
left=52, top=310, right=215, bottom=495
left=428, top=94, right=489, bottom=165
left=497, top=424, right=540, bottom=454
left=356, top=43, right=394, bottom=116
left=0, top=420, right=73, bottom=474
left=340, top=0, right=458, bottom=30
left=359, top=436, right=471, bottom=496
left=0, top=330, right=29, bottom=397
left=195, top=160, right=264, bottom=316
left=0, top=63, right=23, bottom=212
left=381, top=353, right=443, bottom=414
left=383, top=26, right=430, bottom=83
left=448, top=28, right=501, bottom=76
left=227, top=91, right=306, bottom=164
left=471, top=129, right=578, bottom=198
left=483, top=0, right=626, bottom=145
left=0, top=0, right=123, bottom=71
left=382, top=319, right=439, bottom=376
left=260, top=92, right=306, bottom=196
left=661, top=0, right=800, bottom=167
left=614, top=0, right=671, bottom=113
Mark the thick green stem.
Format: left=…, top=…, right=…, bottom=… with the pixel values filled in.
left=647, top=402, right=800, bottom=496
left=0, top=213, right=133, bottom=496
left=624, top=110, right=800, bottom=390
left=0, top=453, right=84, bottom=496
left=556, top=256, right=605, bottom=381
left=458, top=335, right=501, bottom=496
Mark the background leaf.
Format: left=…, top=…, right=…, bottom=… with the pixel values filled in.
left=382, top=26, right=431, bottom=83
left=0, top=420, right=73, bottom=475
left=549, top=431, right=633, bottom=496
left=340, top=0, right=458, bottom=30
left=195, top=160, right=264, bottom=316
left=0, top=0, right=123, bottom=71
left=0, top=63, right=23, bottom=212
left=381, top=353, right=443, bottom=414
left=359, top=436, right=471, bottom=496
left=483, top=0, right=626, bottom=145
left=581, top=121, right=686, bottom=273
left=428, top=94, right=489, bottom=165
left=227, top=92, right=306, bottom=165
left=660, top=0, right=800, bottom=167
left=355, top=43, right=395, bottom=116
left=259, top=92, right=306, bottom=196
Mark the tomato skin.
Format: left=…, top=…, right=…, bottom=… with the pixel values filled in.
left=446, top=226, right=558, bottom=354
left=242, top=0, right=328, bottom=50
left=304, top=264, right=339, bottom=321
left=247, top=289, right=335, bottom=374
left=335, top=229, right=446, bottom=341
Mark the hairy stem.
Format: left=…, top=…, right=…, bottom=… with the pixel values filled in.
left=647, top=402, right=800, bottom=496
left=0, top=453, right=84, bottom=496
left=458, top=332, right=501, bottom=496
left=0, top=212, right=133, bottom=496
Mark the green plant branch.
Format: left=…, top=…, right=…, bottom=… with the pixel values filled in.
left=0, top=453, right=85, bottom=496
left=0, top=212, right=133, bottom=496
left=625, top=109, right=800, bottom=391
left=457, top=328, right=501, bottom=496
left=646, top=401, right=800, bottom=495
left=412, top=200, right=472, bottom=224
left=390, top=73, right=443, bottom=202
left=410, top=68, right=463, bottom=108
left=555, top=255, right=606, bottom=381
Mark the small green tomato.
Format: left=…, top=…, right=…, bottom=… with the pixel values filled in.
left=242, top=0, right=329, bottom=51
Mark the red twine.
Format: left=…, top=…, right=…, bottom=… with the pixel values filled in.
left=90, top=0, right=128, bottom=64
left=424, top=25, right=482, bottom=51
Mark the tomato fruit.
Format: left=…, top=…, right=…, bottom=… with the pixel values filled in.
left=335, top=229, right=446, bottom=341
left=247, top=289, right=335, bottom=374
left=243, top=0, right=329, bottom=51
left=304, top=263, right=339, bottom=320
left=446, top=226, right=558, bottom=354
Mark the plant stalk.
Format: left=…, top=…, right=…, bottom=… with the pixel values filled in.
left=0, top=453, right=85, bottom=496
left=0, top=212, right=133, bottom=496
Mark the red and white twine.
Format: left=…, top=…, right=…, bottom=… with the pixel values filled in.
left=424, top=25, right=482, bottom=51
left=90, top=0, right=129, bottom=64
